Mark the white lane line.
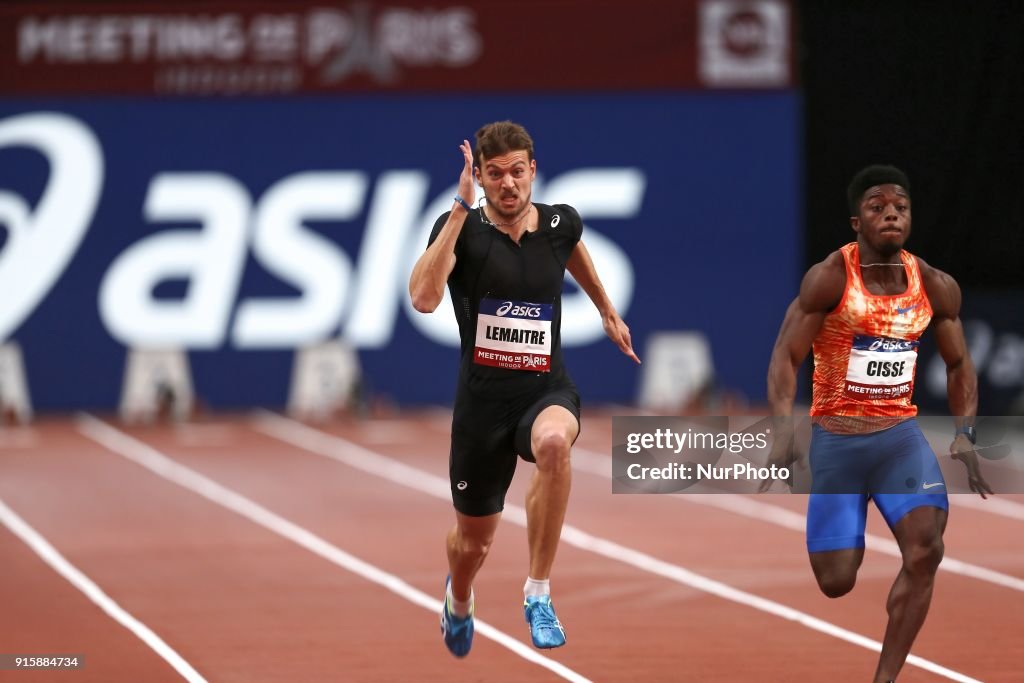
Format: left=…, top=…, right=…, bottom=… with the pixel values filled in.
left=75, top=414, right=590, bottom=683
left=251, top=411, right=982, bottom=683
left=949, top=494, right=1024, bottom=522
left=573, top=446, right=1024, bottom=593
left=0, top=498, right=206, bottom=683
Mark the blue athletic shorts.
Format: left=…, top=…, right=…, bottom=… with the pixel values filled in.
left=806, top=418, right=948, bottom=553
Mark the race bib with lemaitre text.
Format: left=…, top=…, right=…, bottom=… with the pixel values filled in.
left=474, top=298, right=553, bottom=372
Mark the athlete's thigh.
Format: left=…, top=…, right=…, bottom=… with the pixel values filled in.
left=513, top=386, right=580, bottom=463
left=806, top=492, right=870, bottom=553
left=889, top=504, right=947, bottom=552
left=449, top=391, right=520, bottom=516
left=808, top=424, right=873, bottom=495
left=871, top=420, right=949, bottom=528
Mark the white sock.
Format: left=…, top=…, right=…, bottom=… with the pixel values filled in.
left=447, top=582, right=474, bottom=618
left=524, top=577, right=550, bottom=598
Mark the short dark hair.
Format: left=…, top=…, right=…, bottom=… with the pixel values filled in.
left=846, top=165, right=910, bottom=214
left=474, top=121, right=534, bottom=167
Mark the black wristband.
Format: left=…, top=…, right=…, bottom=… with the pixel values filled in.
left=955, top=425, right=977, bottom=444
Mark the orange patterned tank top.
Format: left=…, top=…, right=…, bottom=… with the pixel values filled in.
left=810, top=242, right=932, bottom=420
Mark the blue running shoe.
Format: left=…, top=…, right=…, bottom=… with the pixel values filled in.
left=524, top=595, right=566, bottom=649
left=440, top=576, right=474, bottom=657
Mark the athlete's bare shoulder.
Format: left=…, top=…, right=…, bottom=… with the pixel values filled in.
left=915, top=256, right=962, bottom=320
left=798, top=250, right=846, bottom=314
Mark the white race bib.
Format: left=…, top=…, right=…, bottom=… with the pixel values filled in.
left=474, top=298, right=553, bottom=372
left=844, top=334, right=918, bottom=399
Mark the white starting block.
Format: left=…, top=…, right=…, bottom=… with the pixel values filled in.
left=637, top=332, right=715, bottom=412
left=0, top=342, right=33, bottom=423
left=119, top=348, right=194, bottom=423
left=288, top=340, right=361, bottom=422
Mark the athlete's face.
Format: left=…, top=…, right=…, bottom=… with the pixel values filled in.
left=851, top=184, right=911, bottom=257
left=476, top=150, right=535, bottom=221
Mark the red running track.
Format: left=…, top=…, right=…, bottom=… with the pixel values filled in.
left=0, top=412, right=1020, bottom=682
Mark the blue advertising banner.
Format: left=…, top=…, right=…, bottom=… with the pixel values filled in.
left=0, top=94, right=800, bottom=409
left=917, top=290, right=1024, bottom=416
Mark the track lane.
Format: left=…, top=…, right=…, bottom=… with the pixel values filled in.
left=4, top=414, right=1019, bottom=681
left=2, top=420, right=570, bottom=682
left=570, top=421, right=1024, bottom=681
left=75, top=416, right=590, bottom=683
left=249, top=414, right=1004, bottom=682
left=0, top=520, right=184, bottom=683
left=0, top=421, right=201, bottom=682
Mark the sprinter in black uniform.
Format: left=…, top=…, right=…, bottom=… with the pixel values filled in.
left=410, top=121, right=639, bottom=656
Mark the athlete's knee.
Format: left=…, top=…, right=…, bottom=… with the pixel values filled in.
left=903, top=536, right=944, bottom=576
left=816, top=570, right=857, bottom=599
left=812, top=560, right=858, bottom=598
left=532, top=429, right=572, bottom=472
left=810, top=549, right=862, bottom=598
left=454, top=531, right=493, bottom=562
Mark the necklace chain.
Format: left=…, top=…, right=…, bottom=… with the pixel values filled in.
left=478, top=200, right=531, bottom=228
left=859, top=262, right=905, bottom=267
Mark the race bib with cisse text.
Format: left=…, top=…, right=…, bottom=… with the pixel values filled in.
left=844, top=334, right=918, bottom=399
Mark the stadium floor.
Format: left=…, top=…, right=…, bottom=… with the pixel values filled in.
left=0, top=410, right=1021, bottom=682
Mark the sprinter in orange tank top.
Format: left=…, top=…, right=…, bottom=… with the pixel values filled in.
left=764, top=165, right=992, bottom=682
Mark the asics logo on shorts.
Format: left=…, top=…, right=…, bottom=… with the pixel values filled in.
left=457, top=481, right=468, bottom=490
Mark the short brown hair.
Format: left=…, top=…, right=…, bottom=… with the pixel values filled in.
left=474, top=121, right=534, bottom=167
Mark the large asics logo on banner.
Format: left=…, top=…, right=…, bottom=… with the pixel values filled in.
left=0, top=113, right=102, bottom=341
left=100, top=169, right=643, bottom=349
left=1, top=113, right=643, bottom=349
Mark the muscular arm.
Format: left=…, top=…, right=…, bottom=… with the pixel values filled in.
left=920, top=259, right=991, bottom=497
left=409, top=209, right=463, bottom=313
left=920, top=261, right=978, bottom=422
left=409, top=139, right=475, bottom=313
left=758, top=254, right=843, bottom=491
left=567, top=241, right=640, bottom=363
left=766, top=253, right=847, bottom=416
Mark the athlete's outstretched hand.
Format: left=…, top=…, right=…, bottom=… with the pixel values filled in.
left=951, top=435, right=994, bottom=499
left=457, top=139, right=475, bottom=208
left=603, top=312, right=640, bottom=364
